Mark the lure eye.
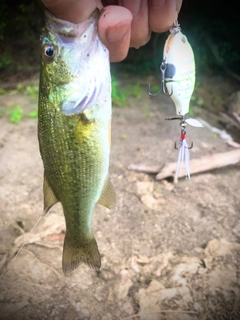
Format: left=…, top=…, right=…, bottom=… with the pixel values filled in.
left=181, top=37, right=186, bottom=43
left=43, top=45, right=56, bottom=62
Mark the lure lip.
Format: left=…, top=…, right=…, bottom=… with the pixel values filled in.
left=165, top=116, right=204, bottom=128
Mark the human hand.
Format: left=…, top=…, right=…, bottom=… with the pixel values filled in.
left=41, top=0, right=182, bottom=62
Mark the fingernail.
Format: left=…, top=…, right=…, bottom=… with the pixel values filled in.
left=106, top=23, right=130, bottom=43
left=151, top=0, right=167, bottom=9
left=120, top=0, right=141, bottom=16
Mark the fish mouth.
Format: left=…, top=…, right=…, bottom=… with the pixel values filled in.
left=45, top=9, right=100, bottom=39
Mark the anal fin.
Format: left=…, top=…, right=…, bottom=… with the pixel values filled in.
left=43, top=174, right=58, bottom=215
left=97, top=176, right=117, bottom=212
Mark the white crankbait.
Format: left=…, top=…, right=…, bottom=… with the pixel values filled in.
left=149, top=20, right=203, bottom=180
left=149, top=20, right=195, bottom=116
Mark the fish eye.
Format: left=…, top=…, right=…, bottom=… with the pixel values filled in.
left=43, top=45, right=56, bottom=62
left=181, top=37, right=186, bottom=43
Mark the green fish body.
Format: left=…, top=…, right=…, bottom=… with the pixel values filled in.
left=38, top=10, right=116, bottom=274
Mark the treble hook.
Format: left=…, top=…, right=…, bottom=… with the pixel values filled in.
left=148, top=59, right=173, bottom=97
left=175, top=141, right=193, bottom=150
left=174, top=120, right=193, bottom=150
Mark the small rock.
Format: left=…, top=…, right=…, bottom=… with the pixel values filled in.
left=161, top=180, right=175, bottom=191
left=76, top=302, right=81, bottom=312
left=193, top=302, right=203, bottom=312
left=108, top=288, right=114, bottom=301
left=81, top=308, right=90, bottom=318
left=94, top=286, right=107, bottom=302
left=141, top=194, right=165, bottom=210
left=153, top=252, right=174, bottom=277
left=137, top=280, right=192, bottom=320
left=98, top=269, right=115, bottom=280
left=232, top=221, right=240, bottom=238
left=115, top=278, right=133, bottom=300
left=136, top=255, right=150, bottom=264
left=122, top=301, right=134, bottom=315
left=120, top=269, right=131, bottom=280
left=101, top=312, right=112, bottom=320
left=136, top=181, right=153, bottom=195
left=130, top=256, right=141, bottom=273
left=204, top=238, right=240, bottom=269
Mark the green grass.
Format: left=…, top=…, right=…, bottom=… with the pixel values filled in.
left=0, top=108, right=5, bottom=117
left=28, top=110, right=38, bottom=118
left=111, top=71, right=142, bottom=107
left=25, top=85, right=39, bottom=99
left=8, top=105, right=23, bottom=124
left=111, top=74, right=127, bottom=107
left=0, top=54, right=12, bottom=70
left=0, top=87, right=7, bottom=95
left=0, top=82, right=39, bottom=123
left=188, top=108, right=198, bottom=116
left=148, top=84, right=160, bottom=95
left=120, top=134, right=127, bottom=140
left=191, top=95, right=204, bottom=107
left=0, top=104, right=38, bottom=124
left=16, top=83, right=39, bottom=99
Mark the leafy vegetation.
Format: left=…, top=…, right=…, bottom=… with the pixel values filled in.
left=17, top=83, right=39, bottom=99
left=0, top=1, right=44, bottom=73
left=111, top=71, right=142, bottom=107
left=191, top=95, right=204, bottom=107
left=7, top=105, right=23, bottom=124
left=0, top=108, right=5, bottom=117
left=0, top=0, right=239, bottom=80
left=28, top=110, right=38, bottom=118
left=0, top=55, right=12, bottom=70
left=0, top=87, right=7, bottom=95
left=0, top=103, right=38, bottom=124
left=0, top=0, right=239, bottom=119
left=111, top=73, right=127, bottom=107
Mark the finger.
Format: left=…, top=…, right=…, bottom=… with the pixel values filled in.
left=149, top=0, right=183, bottom=33
left=98, top=6, right=132, bottom=62
left=101, top=0, right=118, bottom=5
left=119, top=0, right=150, bottom=48
left=41, top=0, right=101, bottom=23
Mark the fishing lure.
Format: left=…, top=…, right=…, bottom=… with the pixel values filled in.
left=149, top=20, right=203, bottom=179
left=175, top=120, right=192, bottom=179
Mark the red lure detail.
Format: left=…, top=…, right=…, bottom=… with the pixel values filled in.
left=181, top=133, right=186, bottom=140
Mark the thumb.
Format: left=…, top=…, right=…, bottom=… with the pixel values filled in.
left=98, top=6, right=132, bottom=62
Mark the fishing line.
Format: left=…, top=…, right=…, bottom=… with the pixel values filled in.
left=0, top=215, right=43, bottom=279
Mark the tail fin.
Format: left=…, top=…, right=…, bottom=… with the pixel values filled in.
left=62, top=234, right=101, bottom=275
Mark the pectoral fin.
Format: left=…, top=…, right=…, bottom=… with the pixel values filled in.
left=43, top=174, right=58, bottom=215
left=97, top=176, right=117, bottom=212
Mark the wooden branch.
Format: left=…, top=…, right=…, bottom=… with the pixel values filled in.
left=128, top=149, right=240, bottom=180
left=233, top=111, right=240, bottom=125
left=127, top=164, right=163, bottom=174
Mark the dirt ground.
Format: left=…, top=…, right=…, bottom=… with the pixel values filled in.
left=0, top=72, right=240, bottom=320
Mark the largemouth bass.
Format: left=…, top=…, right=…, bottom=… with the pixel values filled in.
left=38, top=10, right=116, bottom=275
